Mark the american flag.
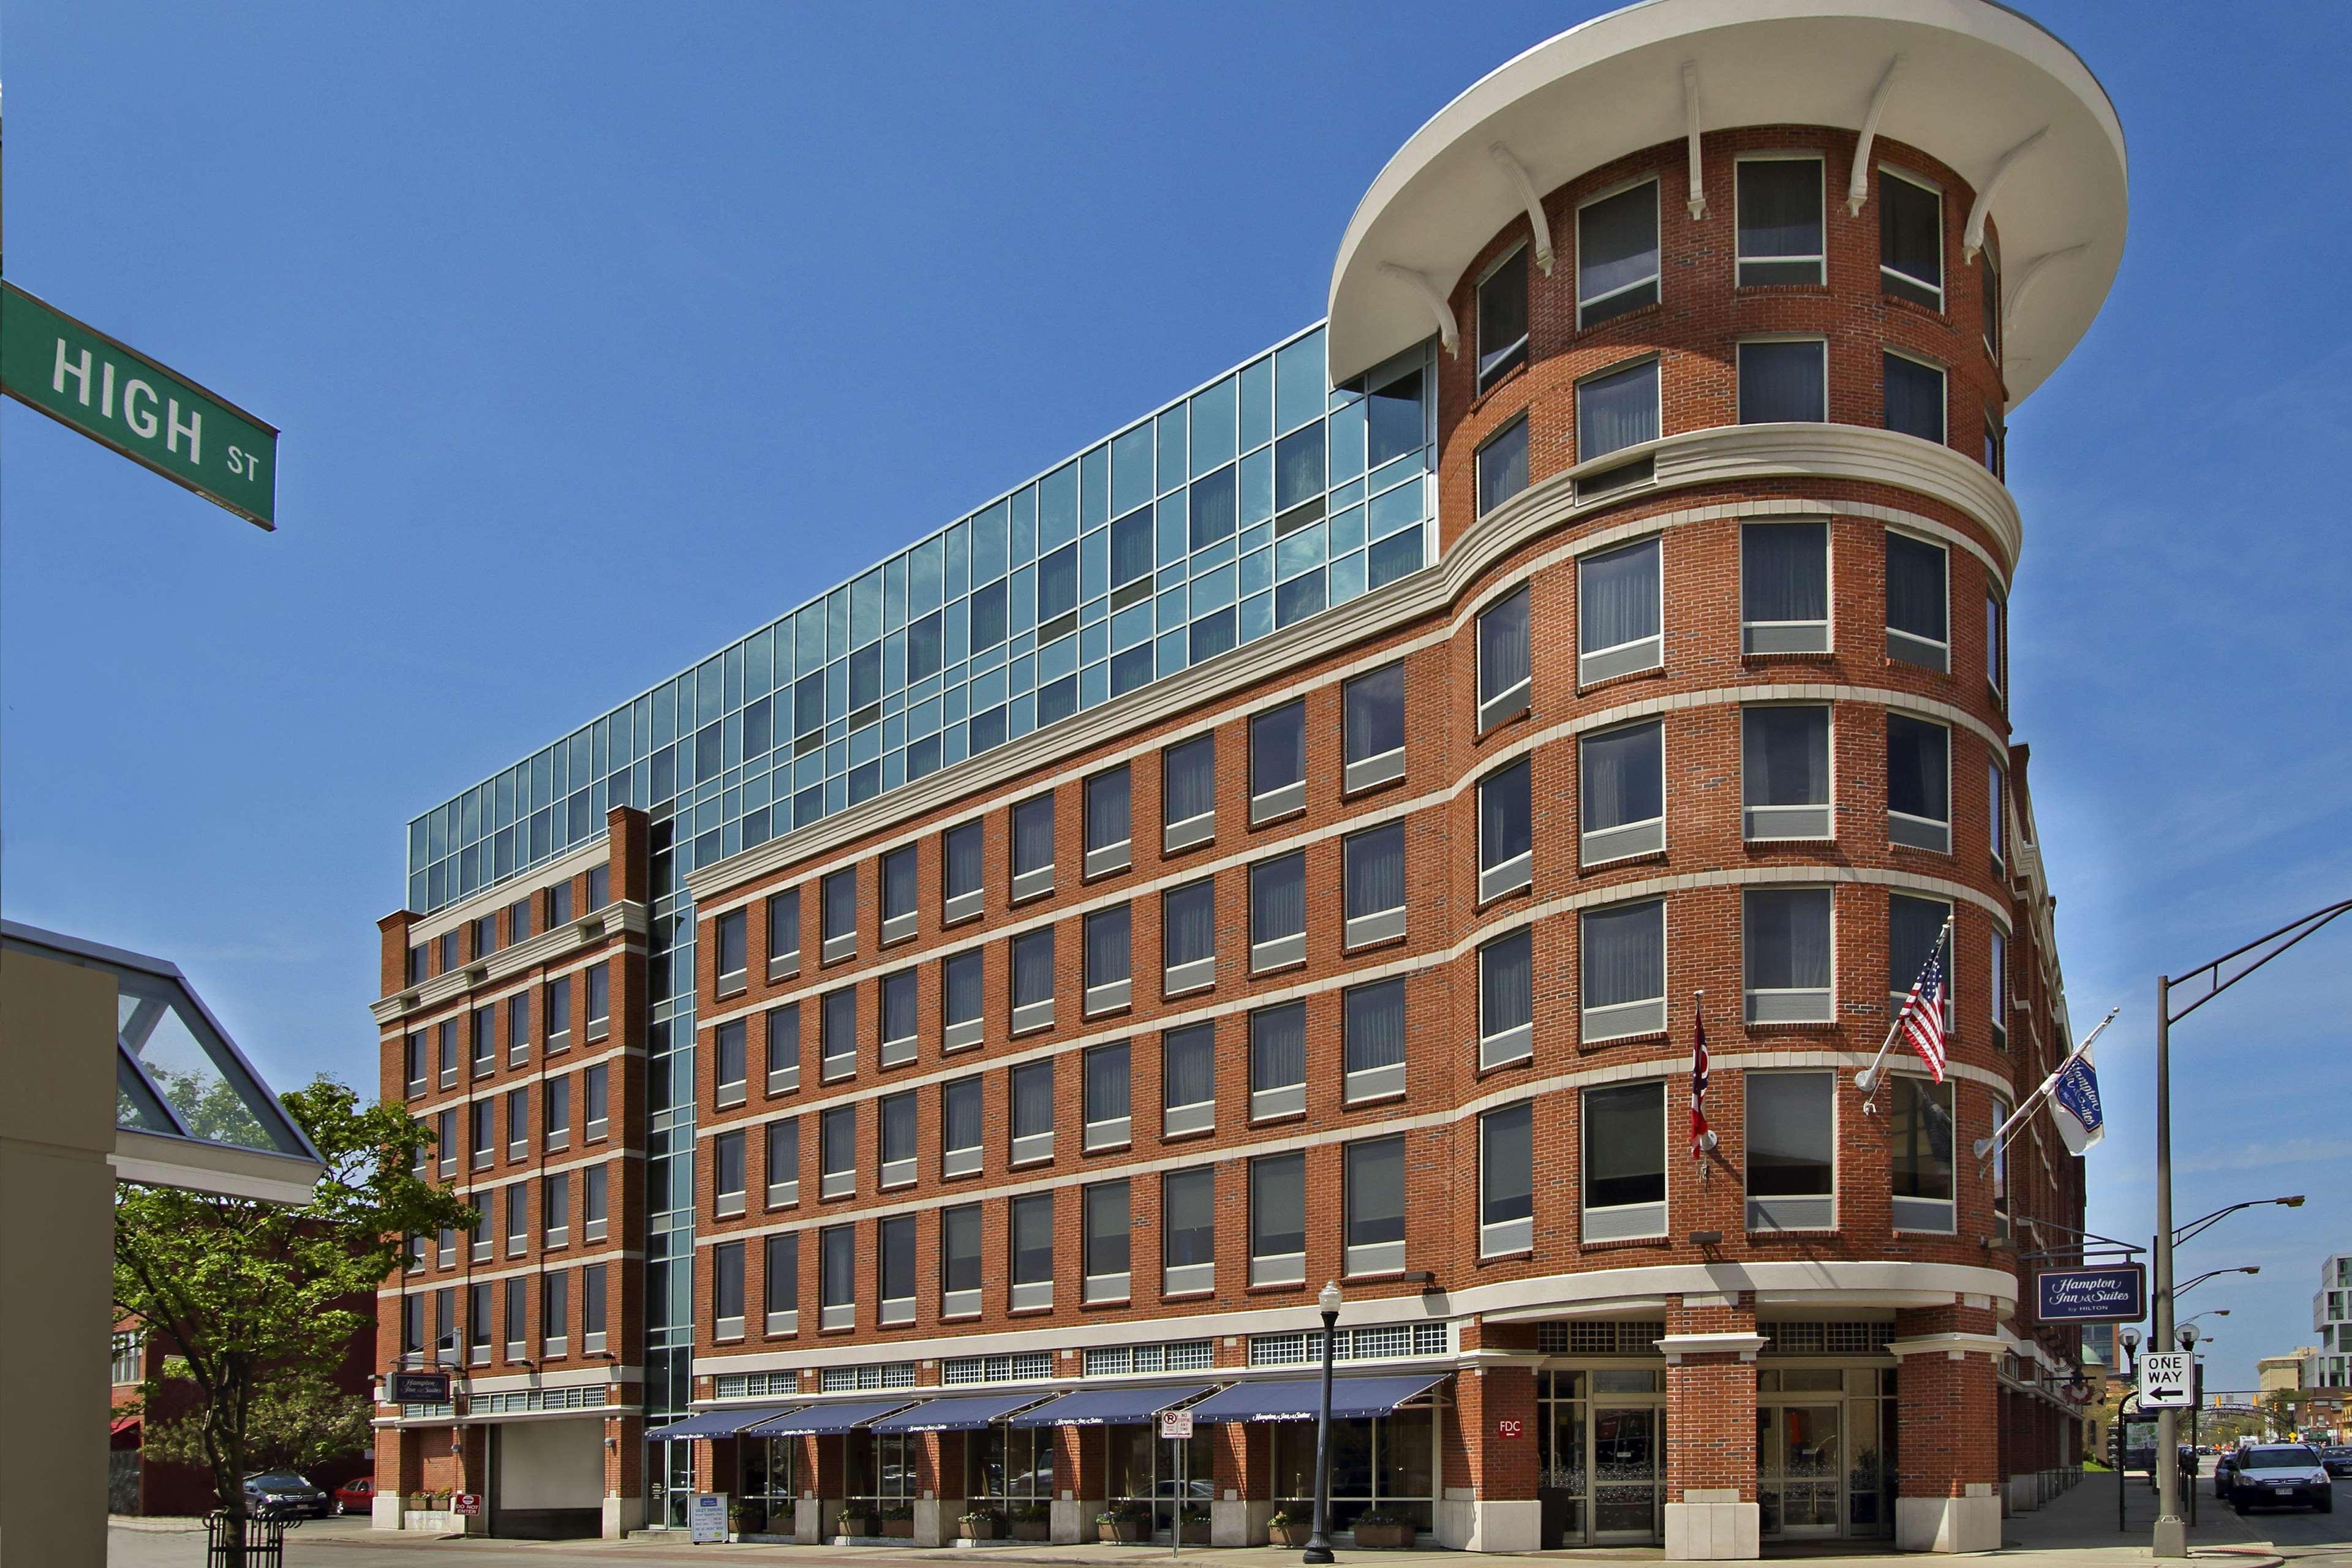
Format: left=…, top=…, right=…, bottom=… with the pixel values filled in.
left=1894, top=937, right=1950, bottom=1082
left=1689, top=1000, right=1713, bottom=1158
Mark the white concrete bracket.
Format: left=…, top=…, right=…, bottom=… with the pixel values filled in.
left=1846, top=54, right=1907, bottom=215
left=1966, top=127, right=2049, bottom=260
left=1486, top=143, right=1556, bottom=274
left=1683, top=62, right=1708, bottom=219
left=1379, top=263, right=1461, bottom=357
left=2003, top=245, right=2087, bottom=333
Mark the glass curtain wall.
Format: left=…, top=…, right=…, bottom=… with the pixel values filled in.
left=736, top=1439, right=800, bottom=1535
left=1268, top=1406, right=1439, bottom=1536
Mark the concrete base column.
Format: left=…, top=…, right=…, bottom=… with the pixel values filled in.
left=1211, top=1498, right=1273, bottom=1547
left=1049, top=1497, right=1101, bottom=1545
left=2008, top=1472, right=2037, bottom=1512
left=1666, top=1491, right=1762, bottom=1559
left=1896, top=1491, right=2002, bottom=1552
left=793, top=1496, right=823, bottom=1543
left=371, top=1493, right=404, bottom=1531
left=1435, top=1497, right=1542, bottom=1551
left=1659, top=1293, right=1765, bottom=1559
left=1891, top=1305, right=2005, bottom=1553
left=601, top=1492, right=646, bottom=1537
left=1051, top=1423, right=1103, bottom=1544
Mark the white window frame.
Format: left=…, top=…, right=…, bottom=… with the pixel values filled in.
left=1248, top=1156, right=1307, bottom=1288
left=1479, top=1104, right=1536, bottom=1257
left=820, top=869, right=859, bottom=964
left=1882, top=347, right=1948, bottom=445
left=1883, top=529, right=1950, bottom=671
left=1249, top=1005, right=1307, bottom=1122
left=1082, top=1043, right=1133, bottom=1152
left=1575, top=175, right=1662, bottom=328
left=1578, top=718, right=1666, bottom=865
left=714, top=1129, right=747, bottom=1219
left=1248, top=703, right=1307, bottom=825
left=1580, top=898, right=1668, bottom=1042
left=715, top=908, right=749, bottom=994
left=1580, top=1080, right=1668, bottom=1242
left=1476, top=586, right=1532, bottom=733
left=1475, top=413, right=1530, bottom=519
left=1082, top=1182, right=1133, bottom=1305
left=941, top=1078, right=984, bottom=1180
left=1734, top=336, right=1829, bottom=428
left=878, top=970, right=919, bottom=1068
left=1889, top=1072, right=1958, bottom=1234
left=880, top=847, right=920, bottom=946
left=1160, top=880, right=1218, bottom=998
left=1475, top=240, right=1531, bottom=392
left=1343, top=1136, right=1409, bottom=1276
left=1577, top=535, right=1664, bottom=684
left=1476, top=760, right=1533, bottom=902
left=1249, top=853, right=1308, bottom=973
left=1574, top=356, right=1662, bottom=480
left=1342, top=665, right=1408, bottom=792
left=1988, top=756, right=2007, bottom=870
left=941, top=951, right=985, bottom=1052
left=1084, top=768, right=1134, bottom=878
left=1084, top=908, right=1133, bottom=1017
left=1733, top=153, right=1826, bottom=287
left=1887, top=711, right=1953, bottom=854
left=1877, top=165, right=1946, bottom=311
left=766, top=1005, right=801, bottom=1096
left=767, top=889, right=802, bottom=981
left=766, top=1122, right=800, bottom=1208
left=1741, top=886, right=1836, bottom=1025
left=1743, top=1068, right=1838, bottom=1232
left=1989, top=927, right=2009, bottom=1052
left=1341, top=978, right=1408, bottom=1105
left=1477, top=931, right=1534, bottom=1070
left=1010, top=930, right=1057, bottom=1034
left=1161, top=736, right=1217, bottom=853
left=1161, top=1026, right=1216, bottom=1140
left=1010, top=796, right=1057, bottom=903
left=941, top=823, right=986, bottom=925
left=1343, top=823, right=1408, bottom=948
left=1741, top=703, right=1834, bottom=841
left=878, top=1093, right=918, bottom=1189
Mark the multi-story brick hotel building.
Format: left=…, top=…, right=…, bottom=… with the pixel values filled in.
left=370, top=0, right=2127, bottom=1551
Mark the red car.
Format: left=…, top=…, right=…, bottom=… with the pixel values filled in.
left=333, top=1477, right=374, bottom=1516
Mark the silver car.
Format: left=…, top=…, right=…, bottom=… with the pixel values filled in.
left=2228, top=1446, right=2334, bottom=1515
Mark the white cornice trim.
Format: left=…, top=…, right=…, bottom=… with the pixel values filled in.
left=372, top=902, right=647, bottom=1022
left=1655, top=1332, right=1769, bottom=1363
left=1886, top=1331, right=2007, bottom=1360
left=408, top=839, right=612, bottom=946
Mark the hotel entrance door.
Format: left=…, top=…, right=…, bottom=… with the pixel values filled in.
left=1758, top=1403, right=1842, bottom=1539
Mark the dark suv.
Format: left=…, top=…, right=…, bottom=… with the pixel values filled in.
left=241, top=1471, right=330, bottom=1519
left=2322, top=1446, right=2352, bottom=1479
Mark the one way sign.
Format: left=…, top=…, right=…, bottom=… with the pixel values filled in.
left=2139, top=1351, right=2193, bottom=1408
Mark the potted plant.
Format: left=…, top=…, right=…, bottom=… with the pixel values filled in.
left=882, top=1502, right=916, bottom=1539
left=1351, top=1509, right=1413, bottom=1548
left=1098, top=1499, right=1150, bottom=1542
left=959, top=1507, right=1001, bottom=1540
left=1267, top=1507, right=1309, bottom=1547
left=1009, top=1501, right=1052, bottom=1541
left=731, top=1499, right=767, bottom=1536
left=1179, top=1504, right=1212, bottom=1544
left=840, top=1504, right=881, bottom=1537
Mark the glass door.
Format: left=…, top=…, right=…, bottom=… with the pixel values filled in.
left=1759, top=1403, right=1842, bottom=1538
left=1590, top=1406, right=1662, bottom=1542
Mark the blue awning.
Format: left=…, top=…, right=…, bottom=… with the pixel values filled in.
left=649, top=1404, right=799, bottom=1441
left=1188, top=1373, right=1449, bottom=1424
left=1008, top=1384, right=1214, bottom=1428
left=871, top=1392, right=1055, bottom=1434
left=744, top=1398, right=915, bottom=1437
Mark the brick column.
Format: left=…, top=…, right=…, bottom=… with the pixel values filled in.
left=810, top=1432, right=847, bottom=1539
left=1050, top=1424, right=1104, bottom=1544
left=1890, top=1305, right=2003, bottom=1551
left=601, top=1406, right=643, bottom=1538
left=916, top=1431, right=966, bottom=1545
left=1210, top=1420, right=1272, bottom=1545
left=1659, top=1294, right=1763, bottom=1559
left=1443, top=1363, right=1539, bottom=1551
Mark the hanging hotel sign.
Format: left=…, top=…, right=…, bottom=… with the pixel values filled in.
left=2034, top=1264, right=2145, bottom=1324
left=388, top=1370, right=452, bottom=1406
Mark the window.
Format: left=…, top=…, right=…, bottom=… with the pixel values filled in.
left=766, top=1003, right=800, bottom=1095
left=1343, top=978, right=1408, bottom=1103
left=1477, top=930, right=1534, bottom=1069
left=508, top=897, right=533, bottom=945
left=881, top=847, right=918, bottom=944
left=1476, top=416, right=1528, bottom=516
left=1477, top=760, right=1532, bottom=900
left=542, top=1169, right=570, bottom=1247
left=506, top=992, right=531, bottom=1067
left=878, top=1215, right=916, bottom=1325
left=1249, top=1003, right=1306, bottom=1120
left=821, top=869, right=858, bottom=962
left=766, top=1117, right=800, bottom=1205
left=1887, top=714, right=1952, bottom=851
left=880, top=970, right=918, bottom=1066
left=820, top=987, right=857, bottom=1080
left=1579, top=537, right=1662, bottom=682
left=1250, top=702, right=1306, bottom=823
left=1085, top=768, right=1133, bottom=876
left=110, top=1330, right=145, bottom=1387
left=1882, top=352, right=1945, bottom=444
left=1736, top=156, right=1824, bottom=285
left=942, top=822, right=984, bottom=923
left=1343, top=665, right=1406, bottom=791
left=1011, top=929, right=1055, bottom=1032
left=584, top=963, right=608, bottom=1039
left=880, top=1091, right=917, bottom=1188
left=942, top=1076, right=983, bottom=1178
left=470, top=1006, right=494, bottom=1074
left=820, top=1106, right=856, bottom=1199
left=1743, top=706, right=1831, bottom=840
left=1011, top=795, right=1056, bottom=900
left=941, top=1205, right=982, bottom=1317
left=1985, top=590, right=2007, bottom=700
left=1582, top=1081, right=1666, bottom=1240
left=440, top=930, right=459, bottom=973
left=1578, top=179, right=1659, bottom=325
left=1161, top=1022, right=1216, bottom=1139
left=1477, top=245, right=1529, bottom=389
left=715, top=909, right=748, bottom=992
left=583, top=1161, right=608, bottom=1242
left=1581, top=898, right=1666, bottom=1041
left=1577, top=359, right=1660, bottom=469
left=1879, top=168, right=1943, bottom=309
left=1476, top=586, right=1531, bottom=731
left=1989, top=1094, right=2011, bottom=1244
left=437, top=1020, right=458, bottom=1088
left=1884, top=532, right=1949, bottom=669
left=941, top=950, right=984, bottom=1050
left=1162, top=734, right=1216, bottom=851
left=544, top=1074, right=571, bottom=1151
left=1250, top=853, right=1307, bottom=971
left=820, top=1224, right=855, bottom=1330
left=763, top=889, right=801, bottom=980
left=437, top=1222, right=456, bottom=1268
left=469, top=1201, right=490, bottom=1261
left=579, top=861, right=608, bottom=911
left=1083, top=1180, right=1131, bottom=1302
left=434, top=1107, right=456, bottom=1177
left=714, top=1020, right=747, bottom=1107
left=1744, top=888, right=1834, bottom=1024
left=1988, top=758, right=2006, bottom=869
left=546, top=881, right=572, bottom=927
left=1740, top=521, right=1829, bottom=655
left=1010, top=1193, right=1054, bottom=1311
left=1160, top=880, right=1216, bottom=997
left=1084, top=1041, right=1131, bottom=1150
left=1163, top=1167, right=1216, bottom=1294
left=505, top=1182, right=527, bottom=1256
left=1738, top=339, right=1826, bottom=424
left=469, top=1100, right=494, bottom=1169
left=1009, top=1060, right=1054, bottom=1164
left=403, top=1031, right=425, bottom=1095
left=1889, top=894, right=1953, bottom=1016
left=1481, top=1102, right=1536, bottom=1256
left=1983, top=402, right=2005, bottom=478
left=1250, top=1152, right=1306, bottom=1287
left=1749, top=1072, right=1834, bottom=1232
left=583, top=1062, right=608, bottom=1140
left=1989, top=927, right=2008, bottom=1052
left=1085, top=907, right=1133, bottom=1014
left=1890, top=1076, right=1955, bottom=1232
left=1580, top=720, right=1665, bottom=864
left=1346, top=1136, right=1408, bottom=1275
left=499, top=1281, right=522, bottom=1360
left=470, top=1284, right=494, bottom=1361
left=714, top=1129, right=747, bottom=1216
left=763, top=1232, right=796, bottom=1333
left=406, top=944, right=427, bottom=988
left=1343, top=824, right=1407, bottom=947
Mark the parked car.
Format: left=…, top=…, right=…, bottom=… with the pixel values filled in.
left=2228, top=1446, right=2334, bottom=1515
left=242, top=1471, right=330, bottom=1519
left=333, top=1477, right=375, bottom=1515
left=2214, top=1450, right=2242, bottom=1499
left=2321, top=1446, right=2352, bottom=1479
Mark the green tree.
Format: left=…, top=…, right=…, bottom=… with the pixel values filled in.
left=114, top=1076, right=473, bottom=1550
left=144, top=1367, right=374, bottom=1477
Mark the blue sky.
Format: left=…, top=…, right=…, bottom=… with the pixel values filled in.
left=4, top=3, right=2345, bottom=1390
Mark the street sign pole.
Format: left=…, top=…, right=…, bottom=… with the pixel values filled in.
left=2152, top=974, right=2185, bottom=1559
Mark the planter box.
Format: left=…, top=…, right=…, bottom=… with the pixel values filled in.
left=960, top=1520, right=999, bottom=1540
left=1099, top=1520, right=1147, bottom=1542
left=840, top=1518, right=880, bottom=1539
left=1353, top=1523, right=1414, bottom=1548
left=1268, top=1521, right=1310, bottom=1547
left=1179, top=1521, right=1211, bottom=1544
left=1011, top=1520, right=1052, bottom=1540
left=883, top=1519, right=914, bottom=1538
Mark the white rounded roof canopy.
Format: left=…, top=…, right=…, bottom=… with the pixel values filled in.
left=1327, top=0, right=2126, bottom=405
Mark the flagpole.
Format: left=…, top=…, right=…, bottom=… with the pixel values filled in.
left=1972, top=1006, right=2119, bottom=1161
left=1855, top=913, right=1953, bottom=1105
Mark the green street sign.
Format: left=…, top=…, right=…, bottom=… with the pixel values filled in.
left=1, top=281, right=277, bottom=530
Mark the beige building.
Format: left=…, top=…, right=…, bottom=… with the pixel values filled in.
left=2258, top=1351, right=2317, bottom=1394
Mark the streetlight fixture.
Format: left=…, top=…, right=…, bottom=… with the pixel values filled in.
left=2176, top=1266, right=2260, bottom=1298
left=1303, top=1281, right=1343, bottom=1565
left=2171, top=1197, right=2304, bottom=1250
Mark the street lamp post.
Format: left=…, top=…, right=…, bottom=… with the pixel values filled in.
left=1303, top=1281, right=1342, bottom=1565
left=2117, top=1329, right=2142, bottom=1534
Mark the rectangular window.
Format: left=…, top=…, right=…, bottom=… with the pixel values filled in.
left=1343, top=824, right=1407, bottom=947
left=1083, top=1180, right=1132, bottom=1303
left=508, top=897, right=533, bottom=945
left=1887, top=714, right=1952, bottom=851
left=1879, top=168, right=1944, bottom=309
left=1011, top=928, right=1055, bottom=1033
left=438, top=1020, right=458, bottom=1088
left=1890, top=1076, right=1956, bottom=1231
left=1250, top=853, right=1307, bottom=972
left=544, top=1074, right=571, bottom=1151
left=767, top=888, right=801, bottom=979
left=505, top=1182, right=527, bottom=1255
left=437, top=1221, right=455, bottom=1268
left=1749, top=1072, right=1834, bottom=1232
left=1741, top=521, right=1829, bottom=654
left=1163, top=1167, right=1216, bottom=1295
left=1010, top=1193, right=1055, bottom=1311
left=820, top=987, right=858, bottom=1080
left=1736, top=156, right=1825, bottom=285
left=406, top=944, right=427, bottom=989
left=1582, top=1080, right=1666, bottom=1240
left=1988, top=757, right=2006, bottom=868
left=1011, top=795, right=1056, bottom=901
left=583, top=1161, right=608, bottom=1241
left=878, top=1215, right=916, bottom=1325
left=1580, top=719, right=1665, bottom=864
left=714, top=1128, right=747, bottom=1217
left=505, top=992, right=531, bottom=1068
left=542, top=1169, right=570, bottom=1247
left=763, top=1232, right=797, bottom=1334
left=1085, top=767, right=1133, bottom=877
left=404, top=1031, right=425, bottom=1095
left=1250, top=701, right=1306, bottom=823
left=1010, top=1060, right=1054, bottom=1165
left=1481, top=1102, right=1536, bottom=1256
left=880, top=970, right=918, bottom=1066
left=1737, top=339, right=1827, bottom=424
left=879, top=1091, right=917, bottom=1188
left=546, top=881, right=572, bottom=927
left=715, top=909, right=748, bottom=992
left=1981, top=246, right=2002, bottom=358
left=582, top=1262, right=608, bottom=1352
left=1989, top=928, right=2008, bottom=1052
left=1577, top=358, right=1660, bottom=480
left=766, top=1117, right=800, bottom=1206
left=1084, top=906, right=1133, bottom=1014
left=713, top=1020, right=747, bottom=1107
left=1477, top=759, right=1532, bottom=900
left=881, top=847, right=918, bottom=944
left=1477, top=585, right=1532, bottom=731
left=440, top=930, right=459, bottom=973
left=1249, top=1151, right=1306, bottom=1287
left=1478, top=930, right=1534, bottom=1069
left=1889, top=893, right=1953, bottom=1018
left=1345, top=1135, right=1408, bottom=1275
left=1162, top=734, right=1217, bottom=852
left=1343, top=665, right=1407, bottom=791
left=1989, top=1094, right=2011, bottom=1244
left=584, top=963, right=609, bottom=1039
left=941, top=1076, right=983, bottom=1178
left=1248, top=1002, right=1306, bottom=1121
left=766, top=1002, right=801, bottom=1095
left=470, top=1006, right=494, bottom=1074
left=1343, top=977, right=1408, bottom=1103
left=581, top=1060, right=608, bottom=1142
left=821, top=869, right=858, bottom=962
left=941, top=950, right=984, bottom=1051
left=500, top=1283, right=521, bottom=1360
left=584, top=864, right=608, bottom=912
left=1985, top=590, right=2007, bottom=699
left=1160, top=880, right=1216, bottom=997
left=432, top=1107, right=454, bottom=1177
left=1983, top=402, right=2005, bottom=478
left=820, top=1224, right=855, bottom=1330
left=1477, top=245, right=1529, bottom=389
left=1743, top=705, right=1831, bottom=839
left=941, top=1204, right=982, bottom=1317
left=1744, top=888, right=1834, bottom=1024
left=1161, top=1022, right=1216, bottom=1139
left=1581, top=898, right=1667, bottom=1041
left=1578, top=178, right=1659, bottom=325
left=1084, top=1041, right=1132, bottom=1150
left=941, top=822, right=984, bottom=924
left=820, top=1105, right=856, bottom=1199
left=1885, top=532, right=1949, bottom=669
left=1579, top=535, right=1662, bottom=682
left=1476, top=415, right=1529, bottom=517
